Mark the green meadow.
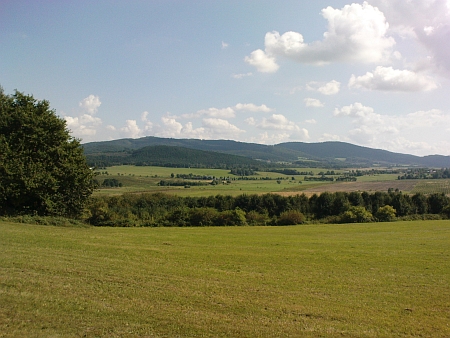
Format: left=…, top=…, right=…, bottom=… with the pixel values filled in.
left=94, top=165, right=407, bottom=197
left=94, top=165, right=330, bottom=196
left=1, top=220, right=449, bottom=337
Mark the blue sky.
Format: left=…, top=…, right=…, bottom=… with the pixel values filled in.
left=1, top=0, right=450, bottom=156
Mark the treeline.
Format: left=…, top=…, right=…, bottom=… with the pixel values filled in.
left=398, top=168, right=450, bottom=180
left=86, top=191, right=450, bottom=227
left=87, top=145, right=266, bottom=169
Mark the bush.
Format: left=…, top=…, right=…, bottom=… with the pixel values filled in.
left=245, top=210, right=270, bottom=226
left=276, top=210, right=304, bottom=225
left=375, top=205, right=397, bottom=222
left=340, top=206, right=373, bottom=223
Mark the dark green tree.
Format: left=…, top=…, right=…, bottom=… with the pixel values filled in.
left=0, top=89, right=95, bottom=217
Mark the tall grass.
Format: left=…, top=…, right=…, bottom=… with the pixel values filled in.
left=1, top=220, right=449, bottom=337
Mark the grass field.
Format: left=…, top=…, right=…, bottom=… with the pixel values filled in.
left=94, top=166, right=406, bottom=197
left=94, top=166, right=332, bottom=197
left=1, top=220, right=449, bottom=337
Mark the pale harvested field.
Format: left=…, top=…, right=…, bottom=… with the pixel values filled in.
left=278, top=180, right=418, bottom=197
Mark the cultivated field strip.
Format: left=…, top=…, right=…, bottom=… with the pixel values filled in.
left=410, top=179, right=450, bottom=195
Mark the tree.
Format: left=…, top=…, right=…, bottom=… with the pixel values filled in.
left=340, top=206, right=373, bottom=223
left=0, top=89, right=95, bottom=217
left=375, top=205, right=396, bottom=222
left=276, top=210, right=304, bottom=225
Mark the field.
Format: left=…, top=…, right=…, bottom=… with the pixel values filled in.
left=94, top=165, right=450, bottom=197
left=1, top=220, right=450, bottom=337
left=93, top=166, right=333, bottom=197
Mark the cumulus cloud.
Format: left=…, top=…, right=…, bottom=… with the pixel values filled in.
left=120, top=120, right=142, bottom=139
left=181, top=103, right=273, bottom=119
left=248, top=114, right=309, bottom=140
left=65, top=114, right=102, bottom=136
left=183, top=107, right=236, bottom=119
left=258, top=114, right=299, bottom=131
left=244, top=49, right=279, bottom=73
left=349, top=66, right=439, bottom=91
left=202, top=118, right=245, bottom=137
left=304, top=98, right=324, bottom=108
left=79, top=95, right=101, bottom=115
left=141, top=111, right=149, bottom=121
left=149, top=115, right=244, bottom=140
left=307, top=80, right=341, bottom=96
left=246, top=2, right=395, bottom=72
left=248, top=132, right=292, bottom=144
left=333, top=102, right=450, bottom=155
left=371, top=0, right=450, bottom=76
left=234, top=103, right=273, bottom=113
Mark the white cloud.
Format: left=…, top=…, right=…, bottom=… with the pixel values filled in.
left=258, top=114, right=299, bottom=131
left=304, top=98, right=324, bottom=108
left=232, top=72, right=253, bottom=79
left=371, top=0, right=450, bottom=76
left=306, top=80, right=340, bottom=95
left=305, top=119, right=317, bottom=124
left=247, top=2, right=395, bottom=72
left=181, top=103, right=273, bottom=119
left=333, top=102, right=450, bottom=155
left=65, top=114, right=102, bottom=136
left=244, top=49, right=279, bottom=73
left=202, top=118, right=245, bottom=137
left=150, top=115, right=244, bottom=140
left=244, top=117, right=256, bottom=126
left=319, top=133, right=344, bottom=142
left=141, top=111, right=149, bottom=122
left=221, top=41, right=229, bottom=49
left=349, top=66, right=438, bottom=91
left=120, top=120, right=142, bottom=139
left=79, top=95, right=101, bottom=115
left=248, top=132, right=292, bottom=144
left=234, top=103, right=273, bottom=113
left=251, top=114, right=309, bottom=140
left=183, top=107, right=236, bottom=119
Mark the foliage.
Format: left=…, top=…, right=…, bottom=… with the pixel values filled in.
left=375, top=205, right=397, bottom=222
left=276, top=210, right=304, bottom=225
left=340, top=206, right=373, bottom=223
left=0, top=89, right=95, bottom=217
left=102, top=178, right=122, bottom=187
left=87, top=144, right=265, bottom=169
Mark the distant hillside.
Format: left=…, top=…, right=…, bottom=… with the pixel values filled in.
left=86, top=145, right=264, bottom=168
left=83, top=136, right=450, bottom=168
left=83, top=136, right=307, bottom=163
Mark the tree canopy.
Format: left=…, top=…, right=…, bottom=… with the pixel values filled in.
left=0, top=89, right=95, bottom=217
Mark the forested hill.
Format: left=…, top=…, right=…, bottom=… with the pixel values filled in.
left=82, top=136, right=450, bottom=167
left=86, top=145, right=264, bottom=168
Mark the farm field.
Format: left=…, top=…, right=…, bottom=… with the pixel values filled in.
left=94, top=165, right=410, bottom=197
left=1, top=220, right=449, bottom=337
left=94, top=166, right=332, bottom=196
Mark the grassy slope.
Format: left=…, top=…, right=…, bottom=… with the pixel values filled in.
left=1, top=220, right=449, bottom=337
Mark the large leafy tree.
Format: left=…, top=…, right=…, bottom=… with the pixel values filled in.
left=0, top=89, right=95, bottom=217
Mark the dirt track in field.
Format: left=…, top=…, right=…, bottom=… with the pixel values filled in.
left=277, top=180, right=418, bottom=197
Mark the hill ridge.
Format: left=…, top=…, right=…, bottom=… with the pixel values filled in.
left=82, top=136, right=450, bottom=168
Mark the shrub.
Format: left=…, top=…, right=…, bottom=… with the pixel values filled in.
left=375, top=205, right=397, bottom=222
left=340, top=206, right=373, bottom=223
left=276, top=210, right=305, bottom=225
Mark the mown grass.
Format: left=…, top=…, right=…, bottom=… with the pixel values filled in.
left=1, top=220, right=449, bottom=337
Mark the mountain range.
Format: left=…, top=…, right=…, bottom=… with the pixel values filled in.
left=83, top=136, right=450, bottom=168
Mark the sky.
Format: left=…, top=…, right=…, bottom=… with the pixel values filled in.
left=1, top=0, right=450, bottom=156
